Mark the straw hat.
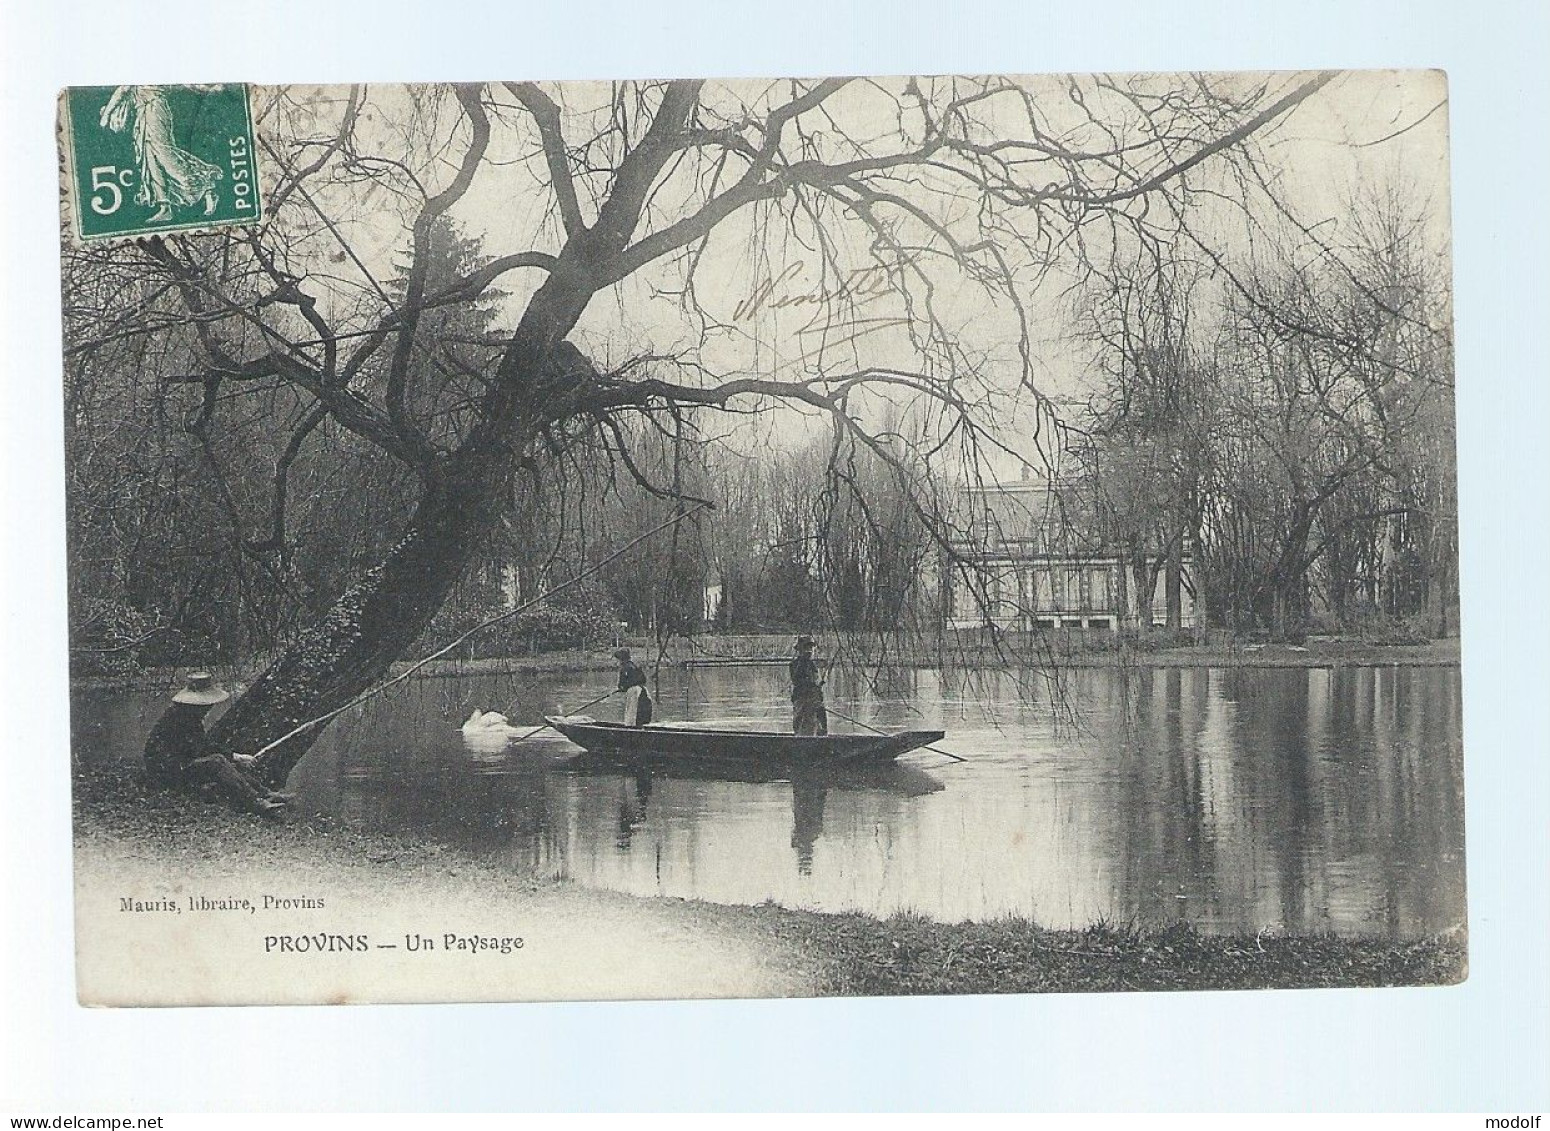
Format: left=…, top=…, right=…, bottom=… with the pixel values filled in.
left=794, top=636, right=816, bottom=651
left=171, top=672, right=230, bottom=706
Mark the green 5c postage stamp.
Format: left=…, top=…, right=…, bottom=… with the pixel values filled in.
left=62, top=84, right=262, bottom=241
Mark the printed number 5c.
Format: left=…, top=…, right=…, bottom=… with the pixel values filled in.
left=89, top=165, right=133, bottom=215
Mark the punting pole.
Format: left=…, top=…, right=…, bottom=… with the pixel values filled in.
left=503, top=687, right=619, bottom=746
left=825, top=705, right=967, bottom=764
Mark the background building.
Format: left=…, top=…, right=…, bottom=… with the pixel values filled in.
left=943, top=475, right=1195, bottom=632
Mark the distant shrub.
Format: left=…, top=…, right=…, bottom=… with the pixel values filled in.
left=469, top=600, right=617, bottom=657
left=418, top=573, right=619, bottom=659
left=69, top=596, right=159, bottom=676
left=1353, top=614, right=1433, bottom=646
left=1305, top=610, right=1434, bottom=645
left=1121, top=626, right=1204, bottom=651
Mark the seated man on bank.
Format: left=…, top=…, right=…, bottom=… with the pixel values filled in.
left=143, top=672, right=289, bottom=817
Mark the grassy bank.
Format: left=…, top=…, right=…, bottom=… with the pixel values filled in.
left=1045, top=637, right=1462, bottom=670
left=715, top=905, right=1465, bottom=995
left=72, top=766, right=1465, bottom=998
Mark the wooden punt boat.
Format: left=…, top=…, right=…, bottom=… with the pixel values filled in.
left=544, top=716, right=945, bottom=765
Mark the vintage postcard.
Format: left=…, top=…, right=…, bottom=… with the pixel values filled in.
left=60, top=73, right=1464, bottom=1006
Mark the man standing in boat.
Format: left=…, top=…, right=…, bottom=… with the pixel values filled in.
left=789, top=636, right=828, bottom=736
left=613, top=648, right=653, bottom=727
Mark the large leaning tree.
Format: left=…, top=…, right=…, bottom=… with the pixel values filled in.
left=63, top=73, right=1343, bottom=785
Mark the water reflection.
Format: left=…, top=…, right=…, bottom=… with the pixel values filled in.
left=70, top=663, right=1465, bottom=939
left=555, top=751, right=944, bottom=877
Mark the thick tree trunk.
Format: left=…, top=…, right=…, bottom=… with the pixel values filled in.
left=168, top=87, right=701, bottom=790
left=1165, top=535, right=1183, bottom=631
left=1133, top=551, right=1155, bottom=631
left=1429, top=546, right=1452, bottom=638
left=1328, top=541, right=1349, bottom=623
left=1114, top=551, right=1131, bottom=631
left=1271, top=587, right=1289, bottom=641
left=210, top=447, right=516, bottom=786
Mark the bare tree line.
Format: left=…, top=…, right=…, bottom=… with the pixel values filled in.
left=1081, top=180, right=1456, bottom=639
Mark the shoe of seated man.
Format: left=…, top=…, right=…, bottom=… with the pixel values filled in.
left=254, top=797, right=288, bottom=817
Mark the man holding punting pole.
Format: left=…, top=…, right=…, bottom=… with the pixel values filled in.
left=789, top=635, right=828, bottom=736
left=613, top=648, right=653, bottom=727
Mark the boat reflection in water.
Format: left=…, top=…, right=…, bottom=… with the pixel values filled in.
left=555, top=750, right=944, bottom=875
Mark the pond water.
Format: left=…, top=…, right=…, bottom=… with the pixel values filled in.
left=72, top=663, right=1466, bottom=939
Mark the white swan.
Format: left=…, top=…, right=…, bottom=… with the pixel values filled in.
left=460, top=708, right=524, bottom=739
